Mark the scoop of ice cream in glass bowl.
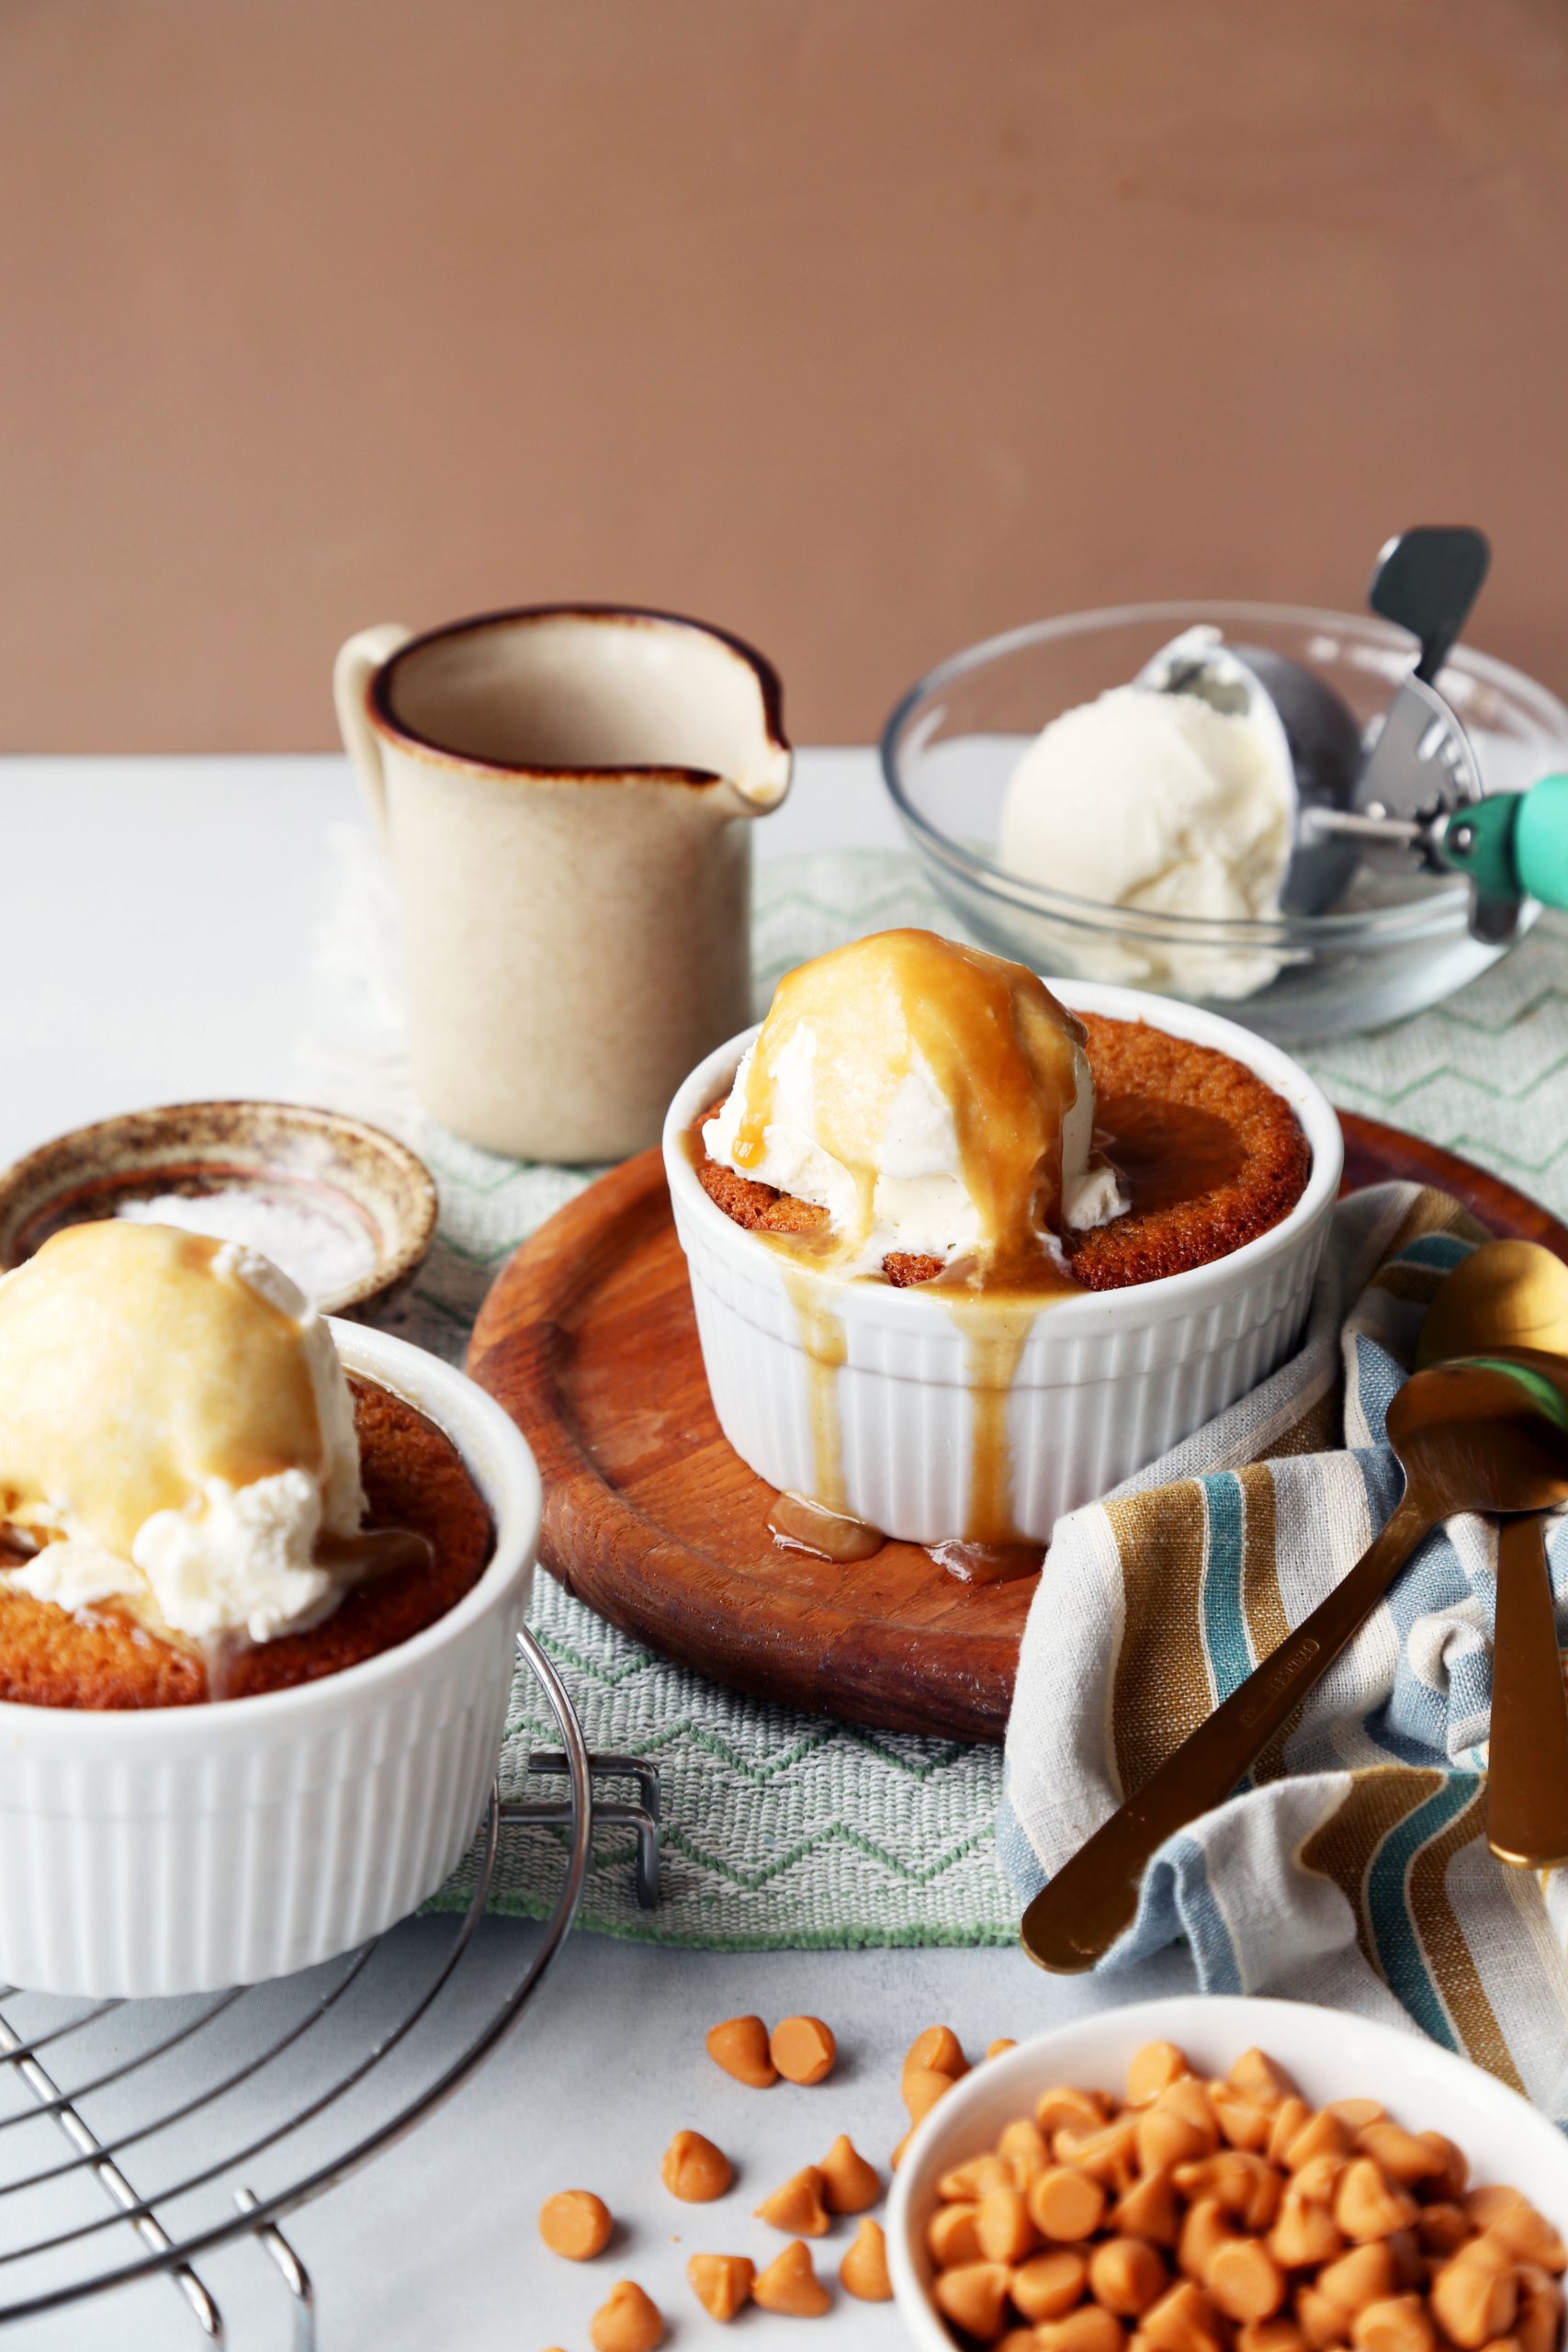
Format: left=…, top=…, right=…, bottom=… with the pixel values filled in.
left=880, top=602, right=1568, bottom=1043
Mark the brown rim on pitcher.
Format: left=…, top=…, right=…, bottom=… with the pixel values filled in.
left=363, top=603, right=790, bottom=786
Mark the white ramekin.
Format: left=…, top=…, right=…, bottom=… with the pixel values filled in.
left=886, top=1996, right=1568, bottom=2351
left=662, top=982, right=1343, bottom=1544
left=0, top=1324, right=540, bottom=1998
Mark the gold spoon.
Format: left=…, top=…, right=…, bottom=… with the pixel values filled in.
left=1021, top=1349, right=1568, bottom=1973
left=1417, top=1240, right=1568, bottom=1870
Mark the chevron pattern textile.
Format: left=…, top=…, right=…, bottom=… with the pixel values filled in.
left=304, top=825, right=1568, bottom=1946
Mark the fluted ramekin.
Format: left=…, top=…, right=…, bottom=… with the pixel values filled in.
left=0, top=1325, right=539, bottom=1997
left=662, top=982, right=1342, bottom=1544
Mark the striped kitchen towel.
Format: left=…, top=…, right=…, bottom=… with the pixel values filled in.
left=1001, top=1182, right=1568, bottom=2119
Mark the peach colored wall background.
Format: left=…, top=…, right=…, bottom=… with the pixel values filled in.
left=5, top=0, right=1567, bottom=751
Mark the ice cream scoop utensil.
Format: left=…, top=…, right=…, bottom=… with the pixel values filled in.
left=1414, top=1239, right=1568, bottom=1871
left=1136, top=628, right=1363, bottom=917
left=1020, top=1349, right=1568, bottom=1973
left=1368, top=524, right=1491, bottom=686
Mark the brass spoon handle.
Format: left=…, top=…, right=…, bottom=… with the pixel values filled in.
left=1488, top=1513, right=1568, bottom=1869
left=1021, top=1489, right=1434, bottom=1973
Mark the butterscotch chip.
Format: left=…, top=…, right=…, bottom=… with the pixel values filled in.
left=754, top=2238, right=831, bottom=2317
left=1482, top=2202, right=1568, bottom=2273
left=840, top=2215, right=893, bottom=2301
left=940, top=2154, right=1013, bottom=2202
left=590, top=2279, right=665, bottom=2352
left=905, top=2064, right=958, bottom=2124
left=1208, top=2237, right=1287, bottom=2324
left=754, top=2164, right=829, bottom=2236
left=705, top=2014, right=777, bottom=2087
left=929, top=2201, right=985, bottom=2268
left=660, top=2129, right=733, bottom=2202
left=818, top=2132, right=880, bottom=2215
left=771, top=2015, right=836, bottom=2086
left=1326, top=2100, right=1384, bottom=2133
left=1298, top=2283, right=1352, bottom=2350
left=988, top=2038, right=1019, bottom=2061
left=1238, top=2324, right=1306, bottom=2352
left=1130, top=2044, right=1192, bottom=2106
left=1038, top=2086, right=1111, bottom=2135
left=1432, top=2251, right=1518, bottom=2348
left=1029, top=2164, right=1107, bottom=2243
left=1334, top=2161, right=1416, bottom=2245
left=1011, top=2247, right=1089, bottom=2320
left=933, top=2259, right=1012, bottom=2340
left=1113, top=2168, right=1182, bottom=2248
left=1037, top=2312, right=1127, bottom=2352
left=687, top=2252, right=754, bottom=2322
left=1318, top=2245, right=1398, bottom=2314
left=1091, top=2237, right=1169, bottom=2317
left=1351, top=2296, right=1438, bottom=2352
left=905, top=2023, right=968, bottom=2082
left=1229, top=2052, right=1300, bottom=2109
left=538, top=2188, right=613, bottom=2260
left=1141, top=2278, right=1227, bottom=2352
left=977, top=2180, right=1039, bottom=2264
left=1175, top=2152, right=1280, bottom=2232
left=1000, top=2115, right=1052, bottom=2188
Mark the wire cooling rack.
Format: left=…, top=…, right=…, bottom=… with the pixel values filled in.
left=0, top=1628, right=660, bottom=2347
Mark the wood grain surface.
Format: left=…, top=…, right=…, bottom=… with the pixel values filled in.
left=467, top=1118, right=1568, bottom=1742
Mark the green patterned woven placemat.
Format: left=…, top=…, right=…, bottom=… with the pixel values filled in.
left=303, top=834, right=1568, bottom=1946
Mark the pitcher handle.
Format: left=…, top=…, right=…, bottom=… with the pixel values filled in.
left=333, top=624, right=413, bottom=847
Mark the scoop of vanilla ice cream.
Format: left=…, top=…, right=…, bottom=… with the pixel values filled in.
left=998, top=664, right=1295, bottom=1000
left=705, top=929, right=1125, bottom=1281
left=0, top=1222, right=366, bottom=1645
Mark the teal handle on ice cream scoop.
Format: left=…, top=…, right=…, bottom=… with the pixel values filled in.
left=1438, top=775, right=1568, bottom=911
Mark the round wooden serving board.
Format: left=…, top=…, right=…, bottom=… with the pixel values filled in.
left=468, top=1115, right=1568, bottom=1743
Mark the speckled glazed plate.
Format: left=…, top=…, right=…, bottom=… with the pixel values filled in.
left=0, top=1101, right=437, bottom=1317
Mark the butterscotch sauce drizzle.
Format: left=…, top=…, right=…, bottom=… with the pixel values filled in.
left=728, top=930, right=1085, bottom=1293
left=768, top=1491, right=883, bottom=1563
left=951, top=1296, right=1035, bottom=1546
left=780, top=1264, right=850, bottom=1512
left=931, top=1538, right=1045, bottom=1587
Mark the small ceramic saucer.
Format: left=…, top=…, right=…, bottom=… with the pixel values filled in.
left=0, top=1102, right=438, bottom=1317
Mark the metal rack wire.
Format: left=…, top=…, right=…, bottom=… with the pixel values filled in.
left=0, top=1628, right=660, bottom=2347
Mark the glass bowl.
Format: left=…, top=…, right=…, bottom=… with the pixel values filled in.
left=880, top=602, right=1568, bottom=1041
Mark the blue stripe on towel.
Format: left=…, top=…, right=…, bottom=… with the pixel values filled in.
left=1397, top=1234, right=1472, bottom=1272
left=1169, top=1831, right=1243, bottom=1992
left=1364, top=1775, right=1479, bottom=2049
left=1200, top=1474, right=1252, bottom=1702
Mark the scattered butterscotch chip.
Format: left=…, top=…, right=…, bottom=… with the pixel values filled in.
left=771, top=2015, right=836, bottom=2086
left=987, top=2037, right=1019, bottom=2061
left=590, top=2278, right=665, bottom=2352
left=753, top=2238, right=831, bottom=2317
left=754, top=2164, right=829, bottom=2235
left=660, top=2129, right=733, bottom=2203
left=840, top=2215, right=893, bottom=2301
left=538, top=2187, right=613, bottom=2260
left=687, top=2252, right=755, bottom=2322
left=818, top=2132, right=880, bottom=2214
left=705, top=2014, right=777, bottom=2088
left=905, top=2023, right=969, bottom=2083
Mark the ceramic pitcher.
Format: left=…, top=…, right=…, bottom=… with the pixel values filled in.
left=334, top=605, right=791, bottom=1160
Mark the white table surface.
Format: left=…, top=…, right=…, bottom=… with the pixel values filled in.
left=0, top=752, right=1197, bottom=2352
